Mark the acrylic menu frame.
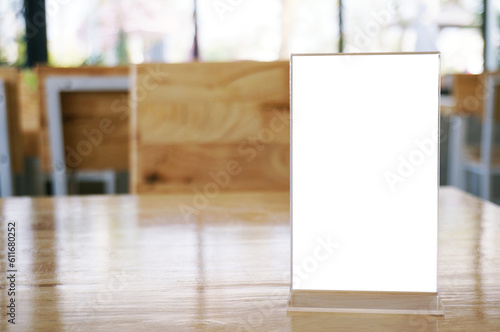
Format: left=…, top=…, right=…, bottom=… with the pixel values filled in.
left=288, top=53, right=444, bottom=315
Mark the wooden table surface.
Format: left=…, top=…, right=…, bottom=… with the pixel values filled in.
left=0, top=187, right=499, bottom=331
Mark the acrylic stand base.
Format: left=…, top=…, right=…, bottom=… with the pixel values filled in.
left=287, top=290, right=444, bottom=316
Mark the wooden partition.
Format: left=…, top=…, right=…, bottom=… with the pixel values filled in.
left=130, top=61, right=290, bottom=194
left=0, top=67, right=24, bottom=174
left=35, top=66, right=130, bottom=173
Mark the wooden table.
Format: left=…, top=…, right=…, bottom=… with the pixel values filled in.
left=0, top=187, right=499, bottom=331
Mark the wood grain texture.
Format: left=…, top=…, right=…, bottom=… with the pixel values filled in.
left=0, top=67, right=24, bottom=173
left=0, top=187, right=499, bottom=331
left=130, top=61, right=290, bottom=193
left=136, top=143, right=289, bottom=193
left=60, top=92, right=129, bottom=170
left=35, top=66, right=129, bottom=172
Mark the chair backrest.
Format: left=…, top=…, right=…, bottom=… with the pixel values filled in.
left=36, top=66, right=130, bottom=173
left=130, top=61, right=290, bottom=193
left=453, top=73, right=500, bottom=120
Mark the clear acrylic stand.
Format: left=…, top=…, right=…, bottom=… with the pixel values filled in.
left=287, top=290, right=444, bottom=315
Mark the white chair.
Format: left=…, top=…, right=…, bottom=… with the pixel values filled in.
left=45, top=76, right=128, bottom=195
left=448, top=73, right=500, bottom=200
left=0, top=80, right=14, bottom=197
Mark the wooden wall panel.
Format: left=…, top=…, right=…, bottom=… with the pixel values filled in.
left=0, top=67, right=24, bottom=173
left=35, top=66, right=129, bottom=172
left=135, top=143, right=290, bottom=194
left=131, top=61, right=290, bottom=193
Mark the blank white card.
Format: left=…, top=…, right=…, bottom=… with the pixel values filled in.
left=291, top=53, right=440, bottom=292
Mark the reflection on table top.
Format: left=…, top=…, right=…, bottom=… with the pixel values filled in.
left=0, top=187, right=499, bottom=331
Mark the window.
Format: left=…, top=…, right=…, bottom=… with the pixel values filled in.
left=198, top=0, right=282, bottom=61
left=197, top=0, right=338, bottom=61
left=490, top=0, right=500, bottom=69
left=0, top=0, right=25, bottom=65
left=9, top=0, right=490, bottom=72
left=281, top=0, right=339, bottom=56
left=343, top=0, right=484, bottom=74
left=46, top=0, right=194, bottom=66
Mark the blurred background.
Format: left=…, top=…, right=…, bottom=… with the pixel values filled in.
left=0, top=0, right=497, bottom=71
left=0, top=0, right=499, bottom=201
